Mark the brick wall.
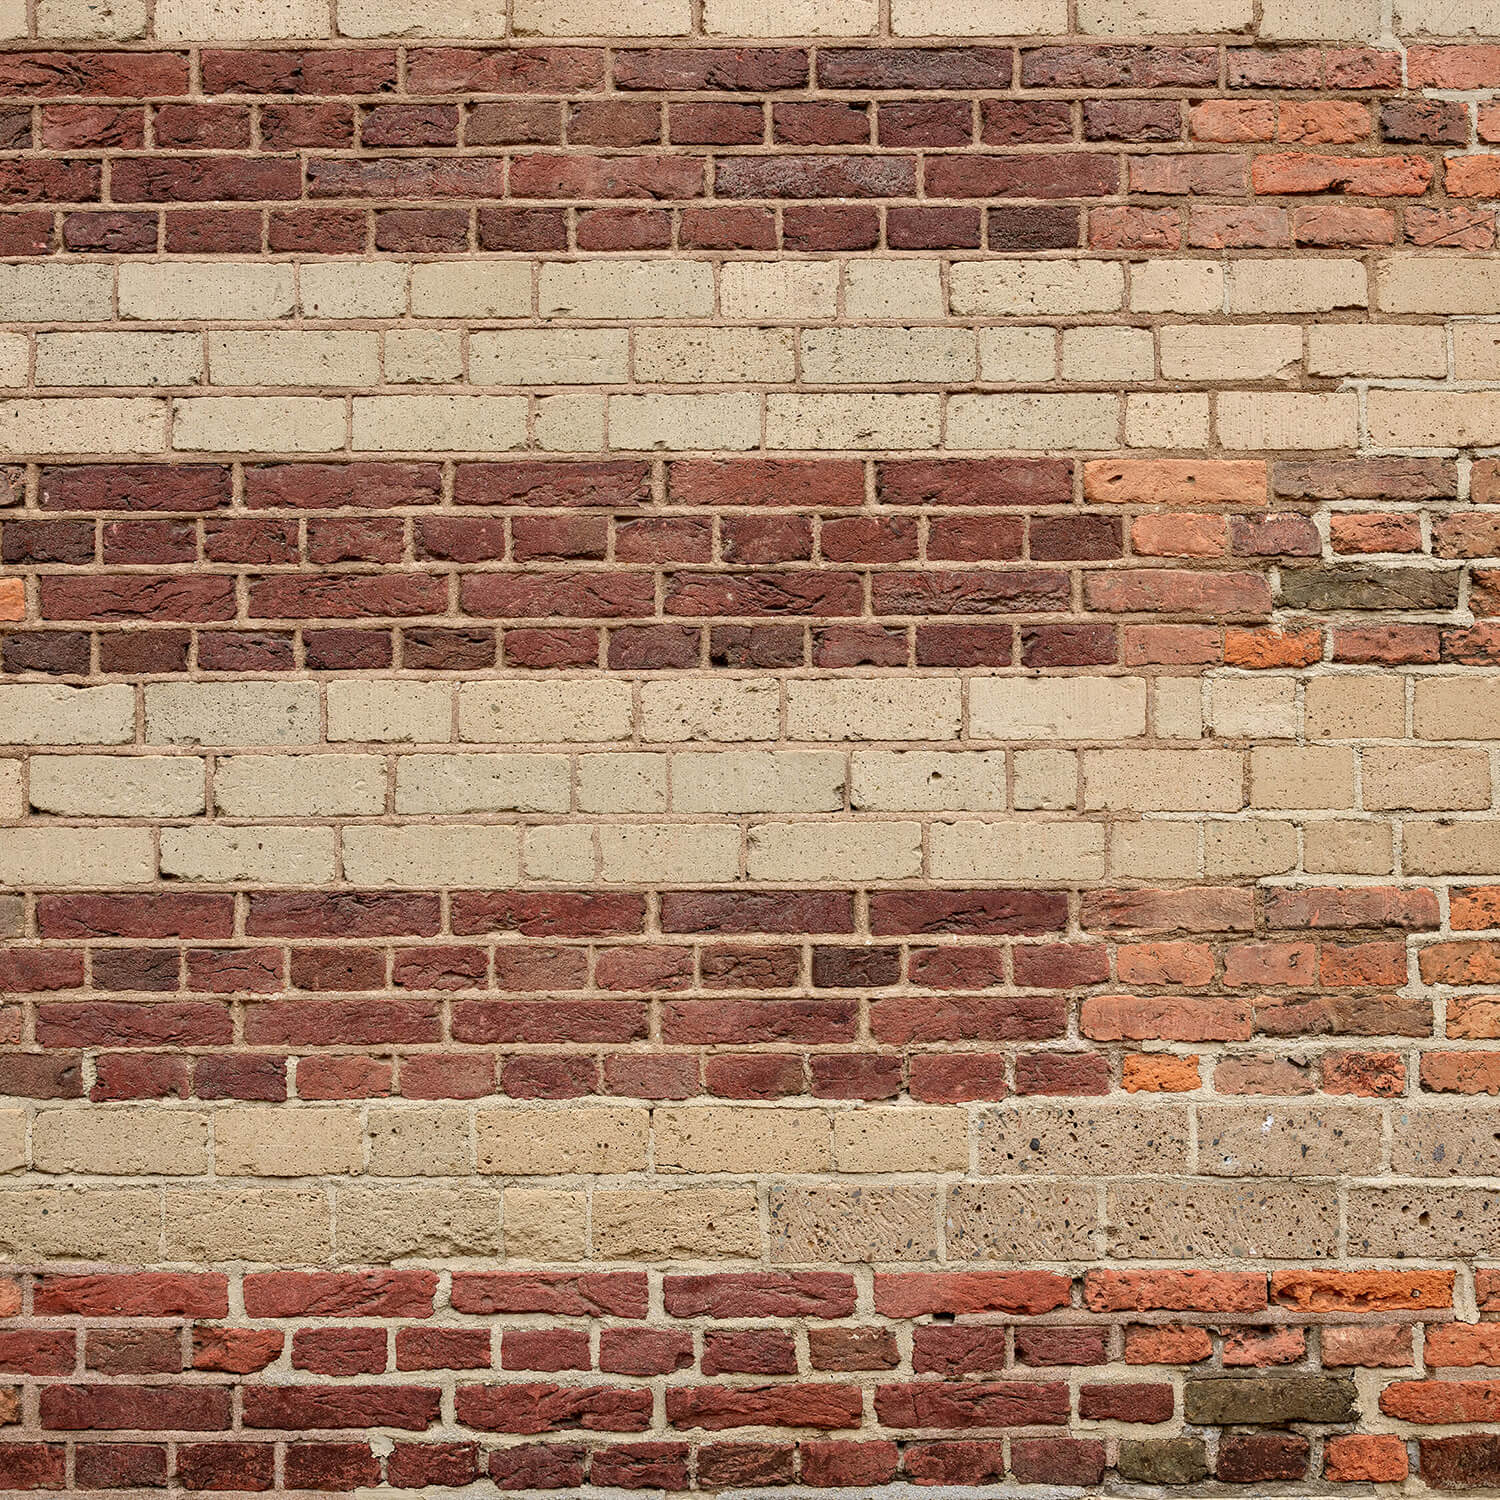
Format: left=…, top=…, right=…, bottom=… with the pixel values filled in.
left=0, top=0, right=1499, bottom=1491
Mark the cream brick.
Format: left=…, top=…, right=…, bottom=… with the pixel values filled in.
left=1111, top=820, right=1198, bottom=877
left=951, top=260, right=1124, bottom=316
left=1312, top=324, right=1446, bottom=377
left=1415, top=677, right=1500, bottom=739
left=578, top=752, right=667, bottom=814
left=978, top=327, right=1057, bottom=383
left=843, top=260, right=946, bottom=320
left=208, top=331, right=379, bottom=387
left=747, top=820, right=921, bottom=880
left=516, top=0, right=690, bottom=33
left=675, top=751, right=844, bottom=813
left=1062, top=326, right=1154, bottom=383
left=1305, top=819, right=1393, bottom=875
left=338, top=0, right=498, bottom=33
left=1405, top=821, right=1500, bottom=875
left=29, top=755, right=204, bottom=817
left=156, top=0, right=327, bottom=37
left=34, top=1108, right=208, bottom=1175
left=146, top=682, right=319, bottom=745
left=720, top=262, right=837, bottom=320
left=1218, top=391, right=1358, bottom=449
left=410, top=262, right=531, bottom=318
left=657, top=1106, right=830, bottom=1172
left=0, top=761, right=20, bottom=820
left=384, top=329, right=463, bottom=384
left=471, top=328, right=628, bottom=385
left=1364, top=746, right=1491, bottom=810
left=1159, top=323, right=1302, bottom=382
left=770, top=1184, right=937, bottom=1263
left=611, top=392, right=761, bottom=451
left=504, top=1188, right=585, bottom=1260
left=460, top=681, right=631, bottom=743
left=1080, top=0, right=1251, bottom=29
left=166, top=1188, right=333, bottom=1263
left=931, top=820, right=1106, bottom=880
left=891, top=0, right=1065, bottom=29
left=174, top=396, right=343, bottom=453
left=787, top=679, right=961, bottom=740
left=0, top=1189, right=160, bottom=1262
left=37, top=0, right=145, bottom=35
left=328, top=680, right=452, bottom=743
left=1376, top=257, right=1500, bottom=314
left=1454, top=322, right=1500, bottom=380
left=335, top=1186, right=500, bottom=1259
left=0, top=683, right=134, bottom=745
left=1208, top=677, right=1298, bottom=738
left=768, top=392, right=940, bottom=449
left=634, top=327, right=795, bottom=385
left=159, top=827, right=336, bottom=884
left=834, top=1108, right=966, bottom=1172
left=535, top=392, right=605, bottom=452
left=476, top=1106, right=647, bottom=1174
left=971, top=677, right=1147, bottom=741
left=1204, top=819, right=1298, bottom=875
left=0, top=333, right=25, bottom=387
left=1249, top=745, right=1356, bottom=808
left=704, top=0, right=875, bottom=32
left=1084, top=749, right=1244, bottom=811
left=522, top=824, right=594, bottom=881
left=342, top=825, right=519, bottom=887
left=851, top=750, right=1006, bottom=811
left=0, top=828, right=153, bottom=885
left=599, top=824, right=740, bottom=882
left=1126, top=391, right=1211, bottom=448
left=301, top=262, right=407, bottom=319
left=1013, top=749, right=1077, bottom=811
left=121, top=263, right=295, bottom=321
left=1308, top=675, right=1405, bottom=739
left=800, top=327, right=975, bottom=386
left=1129, top=260, right=1224, bottom=314
left=368, top=1107, right=469, bottom=1176
left=36, top=332, right=202, bottom=388
left=1397, top=0, right=1500, bottom=30
left=949, top=392, right=1119, bottom=450
left=0, top=398, right=165, bottom=455
left=593, top=1188, right=760, bottom=1259
left=215, top=755, right=385, bottom=817
left=1229, top=259, right=1367, bottom=314
left=216, top=1105, right=361, bottom=1176
left=395, top=753, right=569, bottom=813
left=1154, top=677, right=1204, bottom=739
left=0, top=264, right=112, bottom=323
left=1260, top=0, right=1380, bottom=37
left=541, top=260, right=715, bottom=320
left=1368, top=390, right=1500, bottom=448
left=642, top=678, right=778, bottom=742
left=352, top=394, right=525, bottom=452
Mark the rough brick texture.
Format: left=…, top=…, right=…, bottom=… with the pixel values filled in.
left=0, top=0, right=1498, bottom=1492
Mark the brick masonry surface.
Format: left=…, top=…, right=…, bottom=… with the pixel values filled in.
left=6, top=0, right=1500, bottom=1493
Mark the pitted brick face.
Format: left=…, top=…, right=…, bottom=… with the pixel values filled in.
left=0, top=0, right=1498, bottom=1492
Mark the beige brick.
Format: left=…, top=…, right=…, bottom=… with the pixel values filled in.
left=850, top=750, right=1006, bottom=811
left=642, top=678, right=778, bottom=742
left=368, top=1107, right=470, bottom=1176
left=1201, top=1104, right=1382, bottom=1175
left=977, top=327, right=1057, bottom=383
left=0, top=398, right=165, bottom=456
left=165, top=1189, right=332, bottom=1263
left=1061, top=325, right=1154, bottom=383
left=0, top=683, right=134, bottom=745
left=395, top=752, right=569, bottom=813
left=34, top=1107, right=208, bottom=1175
left=612, top=392, right=761, bottom=451
left=891, top=0, right=1066, bottom=26
left=476, top=1106, right=648, bottom=1174
left=843, top=260, right=946, bottom=320
left=1404, top=820, right=1500, bottom=875
left=37, top=0, right=145, bottom=35
left=578, top=752, right=668, bottom=813
left=1415, top=677, right=1500, bottom=740
left=1454, top=322, right=1500, bottom=380
left=1154, top=677, right=1204, bottom=740
left=0, top=1189, right=160, bottom=1262
left=504, top=1188, right=586, bottom=1260
left=535, top=392, right=605, bottom=451
left=1307, top=675, right=1405, bottom=740
left=338, top=0, right=500, bottom=35
left=1396, top=0, right=1500, bottom=30
left=720, top=262, right=838, bottom=320
left=634, top=327, right=795, bottom=385
left=384, top=329, right=463, bottom=384
left=1159, top=323, right=1301, bottom=382
left=517, top=0, right=690, bottom=33
left=1084, top=749, right=1244, bottom=811
left=768, top=392, right=940, bottom=449
left=1107, top=1182, right=1338, bottom=1258
left=931, top=820, right=1106, bottom=880
left=594, top=1187, right=760, bottom=1258
left=540, top=260, right=714, bottom=320
left=800, top=327, right=975, bottom=386
left=1208, top=677, right=1297, bottom=738
left=1364, top=746, right=1491, bottom=810
left=789, top=680, right=962, bottom=741
left=951, top=260, right=1123, bottom=316
left=208, top=331, right=379, bottom=387
left=1391, top=1107, right=1500, bottom=1176
left=0, top=1106, right=22, bottom=1172
left=146, top=681, right=319, bottom=745
left=29, top=754, right=204, bottom=817
left=1126, top=392, right=1211, bottom=448
left=747, top=820, right=921, bottom=880
left=328, top=680, right=451, bottom=743
left=156, top=0, right=328, bottom=37
left=522, top=822, right=593, bottom=882
left=947, top=1182, right=1096, bottom=1260
left=174, top=396, right=343, bottom=453
left=1080, top=0, right=1251, bottom=29
left=599, top=824, right=740, bottom=882
left=335, top=1186, right=501, bottom=1259
left=341, top=825, right=520, bottom=887
left=1260, top=0, right=1380, bottom=36
left=1369, top=390, right=1500, bottom=448
left=410, top=261, right=532, bottom=318
left=704, top=0, right=876, bottom=33
left=1218, top=391, right=1358, bottom=449
left=949, top=393, right=1118, bottom=450
left=1305, top=819, right=1393, bottom=875
left=1013, top=748, right=1077, bottom=811
left=0, top=264, right=111, bottom=323
left=0, top=828, right=153, bottom=885
left=460, top=681, right=631, bottom=743
left=977, top=1103, right=1189, bottom=1174
left=471, top=328, right=628, bottom=386
left=159, top=826, right=337, bottom=884
left=0, top=333, right=26, bottom=387
left=1311, top=324, right=1446, bottom=377
left=1227, top=259, right=1366, bottom=313
left=970, top=676, right=1146, bottom=741
left=1129, top=260, right=1224, bottom=314
left=214, top=754, right=386, bottom=817
left=1111, top=820, right=1199, bottom=878
left=1249, top=746, right=1356, bottom=808
left=1376, top=257, right=1500, bottom=314
left=120, top=262, right=295, bottom=321
left=301, top=262, right=407, bottom=319
left=769, top=1184, right=937, bottom=1263
left=1204, top=819, right=1298, bottom=875
left=675, top=750, right=844, bottom=813
left=834, top=1108, right=966, bottom=1172
left=0, top=761, right=20, bottom=820
left=216, top=1105, right=362, bottom=1176
left=36, top=332, right=203, bottom=387
left=352, top=394, right=525, bottom=452
left=657, top=1106, right=830, bottom=1173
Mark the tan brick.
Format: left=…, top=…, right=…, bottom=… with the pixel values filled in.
left=1129, top=260, right=1224, bottom=314
left=850, top=751, right=1006, bottom=811
left=1154, top=679, right=1204, bottom=740
left=1415, top=677, right=1500, bottom=740
left=634, top=327, right=795, bottom=385
left=120, top=263, right=295, bottom=321
left=1201, top=1105, right=1383, bottom=1175
left=1304, top=819, right=1394, bottom=874
left=746, top=820, right=921, bottom=880
left=339, top=0, right=499, bottom=35
left=0, top=1189, right=160, bottom=1262
left=1127, top=392, right=1211, bottom=448
left=1084, top=749, right=1244, bottom=811
left=33, top=1107, right=209, bottom=1175
left=1405, top=821, right=1500, bottom=875
left=37, top=332, right=202, bottom=387
left=949, top=393, right=1119, bottom=450
left=504, top=1188, right=586, bottom=1259
left=0, top=761, right=20, bottom=820
left=1307, top=675, right=1405, bottom=740
left=341, top=825, right=520, bottom=887
left=174, top=396, right=343, bottom=453
left=327, top=680, right=451, bottom=743
left=720, top=261, right=838, bottom=320
left=1204, top=819, right=1298, bottom=875
left=833, top=1108, right=966, bottom=1172
left=517, top=0, right=690, bottom=34
left=385, top=329, right=462, bottom=384
left=1107, top=1182, right=1338, bottom=1257
left=215, top=754, right=386, bottom=817
left=1250, top=746, right=1356, bottom=808
left=892, top=0, right=1064, bottom=27
left=1376, top=256, right=1500, bottom=314
left=165, top=1189, right=332, bottom=1262
left=352, top=394, right=525, bottom=452
left=1364, top=747, right=1490, bottom=810
left=976, top=1103, right=1189, bottom=1175
left=1080, top=0, right=1250, bottom=29
left=1159, top=323, right=1302, bottom=382
left=977, top=327, right=1057, bottom=383
left=768, top=393, right=941, bottom=450
left=970, top=677, right=1146, bottom=741
left=410, top=261, right=532, bottom=318
left=0, top=1107, right=22, bottom=1173
left=947, top=1182, right=1097, bottom=1260
left=335, top=1186, right=501, bottom=1260
left=675, top=750, right=844, bottom=813
left=0, top=333, right=26, bottom=387
left=459, top=681, right=631, bottom=743
left=159, top=826, right=337, bottom=884
left=1396, top=0, right=1500, bottom=29
left=535, top=392, right=604, bottom=451
left=475, top=1106, right=648, bottom=1174
left=704, top=0, right=875, bottom=34
left=1260, top=0, right=1379, bottom=36
left=593, top=1188, right=760, bottom=1258
left=1369, top=390, right=1500, bottom=448
left=1111, top=820, right=1199, bottom=878
left=301, top=262, right=407, bottom=318
left=951, top=260, right=1124, bottom=316
left=1208, top=677, right=1297, bottom=738
left=843, top=259, right=946, bottom=319
left=208, top=331, right=379, bottom=387
left=1218, top=391, right=1358, bottom=449
left=931, top=820, right=1106, bottom=880
left=0, top=683, right=134, bottom=745
left=1349, top=1187, right=1494, bottom=1258
left=641, top=678, right=778, bottom=742
left=597, top=823, right=740, bottom=882
left=1227, top=259, right=1367, bottom=313
left=613, top=392, right=761, bottom=451
left=801, top=328, right=974, bottom=386
left=522, top=824, right=593, bottom=885
left=368, top=1107, right=470, bottom=1176
left=216, top=1105, right=362, bottom=1176
left=540, top=260, right=715, bottom=320
left=0, top=828, right=154, bottom=885
left=37, top=0, right=145, bottom=35
left=29, top=755, right=204, bottom=817
left=1062, top=326, right=1154, bottom=383
left=146, top=682, right=320, bottom=745
left=156, top=0, right=328, bottom=37
left=578, top=753, right=668, bottom=813
left=1013, top=748, right=1078, bottom=811
left=657, top=1106, right=830, bottom=1172
left=1391, top=1108, right=1500, bottom=1176
left=769, top=1184, right=937, bottom=1262
left=1312, top=324, right=1446, bottom=377
left=787, top=680, right=961, bottom=740
left=0, top=398, right=165, bottom=456
left=476, top=328, right=630, bottom=389
left=395, top=753, right=569, bottom=813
